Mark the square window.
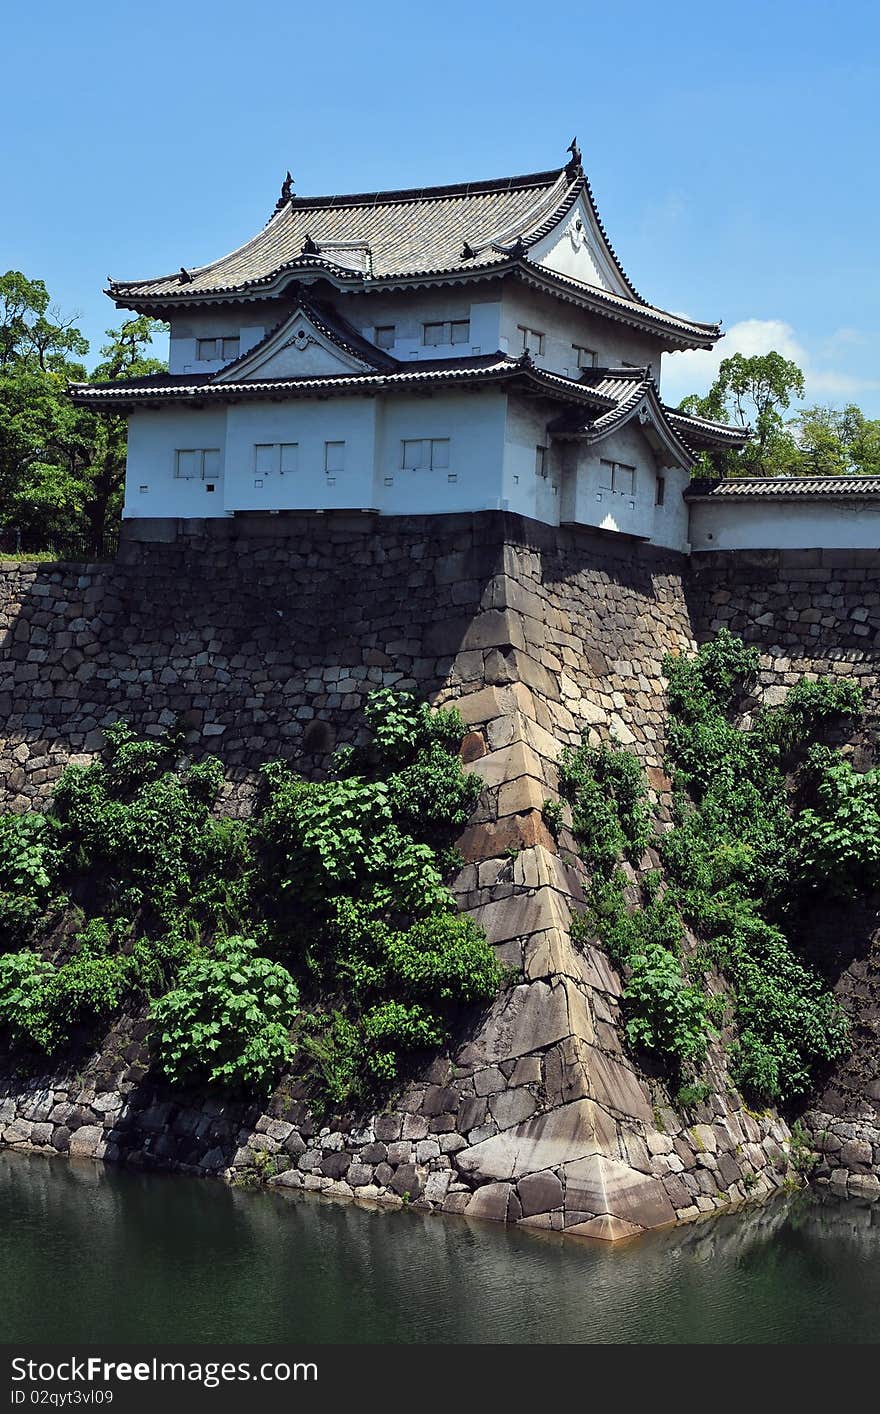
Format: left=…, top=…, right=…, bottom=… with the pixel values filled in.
left=196, top=338, right=218, bottom=360
left=280, top=443, right=299, bottom=474
left=255, top=444, right=278, bottom=475
left=598, top=460, right=614, bottom=491
left=574, top=345, right=597, bottom=369
left=325, top=440, right=345, bottom=474
left=612, top=463, right=635, bottom=496
left=221, top=337, right=240, bottom=360
left=203, top=449, right=221, bottom=479
left=518, top=325, right=544, bottom=355
left=374, top=325, right=395, bottom=349
left=402, top=439, right=426, bottom=470
left=175, top=450, right=200, bottom=479
left=430, top=438, right=450, bottom=469
left=423, top=323, right=445, bottom=346
left=450, top=320, right=470, bottom=345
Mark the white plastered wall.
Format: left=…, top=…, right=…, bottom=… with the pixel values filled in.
left=339, top=288, right=501, bottom=361
left=558, top=419, right=689, bottom=551
left=168, top=305, right=288, bottom=375
left=530, top=191, right=629, bottom=295
left=225, top=398, right=378, bottom=511
left=373, top=391, right=507, bottom=514
left=124, top=407, right=228, bottom=518
left=690, top=499, right=880, bottom=551
left=502, top=396, right=562, bottom=523
left=499, top=283, right=662, bottom=377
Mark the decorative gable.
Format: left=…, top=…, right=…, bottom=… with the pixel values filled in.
left=214, top=308, right=376, bottom=383
left=529, top=192, right=632, bottom=297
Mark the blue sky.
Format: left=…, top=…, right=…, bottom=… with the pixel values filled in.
left=3, top=0, right=879, bottom=413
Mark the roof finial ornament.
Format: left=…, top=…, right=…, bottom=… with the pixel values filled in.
left=301, top=233, right=320, bottom=256
left=508, top=235, right=528, bottom=259
left=461, top=241, right=477, bottom=260
left=566, top=136, right=583, bottom=177
left=274, top=170, right=294, bottom=212
left=178, top=266, right=192, bottom=284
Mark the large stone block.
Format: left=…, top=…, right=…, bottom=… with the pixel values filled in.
left=517, top=1169, right=564, bottom=1217
left=455, top=1098, right=610, bottom=1182
left=474, top=979, right=571, bottom=1063
left=566, top=1214, right=642, bottom=1242
left=464, top=1182, right=517, bottom=1222
left=562, top=1155, right=676, bottom=1229
left=68, top=1124, right=104, bottom=1157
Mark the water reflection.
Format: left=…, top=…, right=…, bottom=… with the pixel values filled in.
left=1, top=1150, right=879, bottom=1343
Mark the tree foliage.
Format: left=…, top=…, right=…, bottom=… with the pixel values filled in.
left=0, top=269, right=165, bottom=554
left=680, top=348, right=880, bottom=479
left=565, top=632, right=866, bottom=1107
left=0, top=691, right=499, bottom=1107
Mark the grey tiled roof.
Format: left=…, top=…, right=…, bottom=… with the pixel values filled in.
left=665, top=408, right=750, bottom=448
left=686, top=475, right=880, bottom=498
left=106, top=159, right=721, bottom=347
left=545, top=367, right=697, bottom=467
left=111, top=168, right=574, bottom=297
left=69, top=353, right=618, bottom=409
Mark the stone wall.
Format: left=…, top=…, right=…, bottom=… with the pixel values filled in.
left=691, top=547, right=880, bottom=1199
left=2, top=523, right=880, bottom=1233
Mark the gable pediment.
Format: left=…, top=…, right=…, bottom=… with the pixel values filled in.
left=529, top=192, right=631, bottom=298
left=213, top=307, right=375, bottom=383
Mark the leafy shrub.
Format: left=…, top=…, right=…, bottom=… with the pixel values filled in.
left=0, top=813, right=63, bottom=947
left=558, top=738, right=652, bottom=874
left=0, top=688, right=497, bottom=1110
left=624, top=944, right=711, bottom=1067
left=150, top=935, right=300, bottom=1092
left=53, top=723, right=226, bottom=926
left=566, top=632, right=861, bottom=1107
left=0, top=928, right=130, bottom=1054
left=0, top=951, right=56, bottom=1049
left=756, top=678, right=863, bottom=757
left=795, top=748, right=880, bottom=898
left=719, top=911, right=848, bottom=1104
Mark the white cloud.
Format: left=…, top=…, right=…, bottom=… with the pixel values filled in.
left=662, top=318, right=880, bottom=411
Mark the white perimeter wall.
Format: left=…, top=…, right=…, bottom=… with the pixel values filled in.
left=691, top=499, right=880, bottom=551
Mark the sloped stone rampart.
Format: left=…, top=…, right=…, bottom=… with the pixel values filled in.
left=1, top=521, right=880, bottom=1232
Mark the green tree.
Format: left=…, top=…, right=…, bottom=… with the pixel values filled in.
left=77, top=316, right=166, bottom=553
left=790, top=403, right=880, bottom=477
left=0, top=271, right=166, bottom=554
left=680, top=350, right=805, bottom=477
left=0, top=272, right=89, bottom=541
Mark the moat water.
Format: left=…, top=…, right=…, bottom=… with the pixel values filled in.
left=2, top=1148, right=879, bottom=1343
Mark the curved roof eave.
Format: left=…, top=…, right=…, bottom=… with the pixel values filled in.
left=552, top=377, right=698, bottom=470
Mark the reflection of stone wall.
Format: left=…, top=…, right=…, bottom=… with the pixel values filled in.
left=1, top=522, right=879, bottom=1234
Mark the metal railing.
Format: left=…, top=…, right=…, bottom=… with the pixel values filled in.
left=0, top=525, right=121, bottom=562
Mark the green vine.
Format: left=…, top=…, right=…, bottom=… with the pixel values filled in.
left=564, top=629, right=865, bottom=1108
left=0, top=690, right=500, bottom=1107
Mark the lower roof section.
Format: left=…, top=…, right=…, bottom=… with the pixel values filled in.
left=687, top=475, right=880, bottom=499
left=69, top=353, right=616, bottom=412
